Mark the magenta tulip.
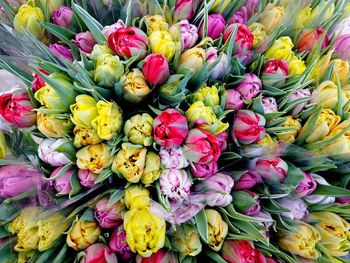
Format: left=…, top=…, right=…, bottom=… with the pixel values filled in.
left=142, top=54, right=169, bottom=85
left=199, top=13, right=226, bottom=40
left=73, top=31, right=97, bottom=53
left=52, top=6, right=73, bottom=29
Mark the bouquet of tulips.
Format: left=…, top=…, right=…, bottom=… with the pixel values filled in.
left=1, top=0, right=350, bottom=262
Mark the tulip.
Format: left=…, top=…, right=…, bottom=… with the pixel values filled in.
left=169, top=20, right=198, bottom=51
left=264, top=36, right=294, bottom=61
left=38, top=138, right=71, bottom=166
left=158, top=75, right=188, bottom=105
left=177, top=47, right=206, bottom=75
left=37, top=112, right=74, bottom=138
left=261, top=97, right=278, bottom=113
left=279, top=198, right=308, bottom=220
left=124, top=207, right=166, bottom=257
left=228, top=6, right=248, bottom=24
left=141, top=151, right=161, bottom=185
left=160, top=169, right=192, bottom=200
left=261, top=59, right=289, bottom=86
left=225, top=89, right=244, bottom=111
left=205, top=48, right=231, bottom=80
left=122, top=68, right=151, bottom=103
left=108, top=27, right=148, bottom=59
left=332, top=17, right=350, bottom=39
left=248, top=22, right=267, bottom=48
left=333, top=34, right=350, bottom=60
left=144, top=15, right=169, bottom=36
left=172, top=225, right=202, bottom=257
left=255, top=211, right=274, bottom=239
left=296, top=28, right=328, bottom=52
left=18, top=251, right=36, bottom=263
left=73, top=127, right=103, bottom=148
left=294, top=172, right=317, bottom=198
left=81, top=243, right=118, bottom=263
left=76, top=143, right=113, bottom=174
left=159, top=147, right=189, bottom=169
left=190, top=161, right=218, bottom=179
left=111, top=143, right=147, bottom=183
left=222, top=240, right=266, bottom=263
left=289, top=55, right=307, bottom=76
left=205, top=209, right=228, bottom=251
left=216, top=131, right=228, bottom=152
left=288, top=89, right=310, bottom=116
left=0, top=92, right=36, bottom=128
left=94, top=54, right=124, bottom=88
left=149, top=31, right=176, bottom=61
left=94, top=198, right=124, bottom=229
left=70, top=95, right=98, bottom=129
left=136, top=249, right=178, bottom=263
left=52, top=6, right=73, bottom=29
left=32, top=69, right=48, bottom=93
left=78, top=169, right=98, bottom=188
left=174, top=0, right=199, bottom=20
left=142, top=54, right=170, bottom=85
left=321, top=134, right=350, bottom=161
left=276, top=116, right=301, bottom=143
left=305, top=174, right=335, bottom=204
left=124, top=113, right=153, bottom=146
left=0, top=164, right=44, bottom=198
left=308, top=212, right=350, bottom=256
left=102, top=20, right=125, bottom=38
left=192, top=84, right=220, bottom=107
left=235, top=73, right=262, bottom=102
left=252, top=157, right=288, bottom=183
left=124, top=185, right=150, bottom=209
left=14, top=4, right=45, bottom=40
left=224, top=23, right=254, bottom=54
left=259, top=3, right=284, bottom=34
left=232, top=110, right=266, bottom=145
left=50, top=166, right=74, bottom=195
left=39, top=0, right=64, bottom=15
left=91, top=100, right=123, bottom=140
left=234, top=170, right=262, bottom=190
left=294, top=5, right=312, bottom=29
left=153, top=109, right=188, bottom=149
left=90, top=45, right=114, bottom=63
left=49, top=44, right=74, bottom=61
left=310, top=49, right=333, bottom=83
left=199, top=13, right=226, bottom=40
left=109, top=226, right=134, bottom=261
left=73, top=31, right=97, bottom=54
left=66, top=220, right=101, bottom=251
left=232, top=190, right=261, bottom=215
left=330, top=59, right=350, bottom=84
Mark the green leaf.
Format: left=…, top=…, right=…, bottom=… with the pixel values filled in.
left=0, top=225, right=9, bottom=238
left=195, top=209, right=208, bottom=244
left=39, top=22, right=76, bottom=49
left=69, top=169, right=82, bottom=198
left=35, top=238, right=65, bottom=263
left=295, top=106, right=323, bottom=145
left=46, top=163, right=74, bottom=181
left=108, top=189, right=124, bottom=206
left=0, top=202, right=20, bottom=224
left=205, top=250, right=227, bottom=263
left=53, top=244, right=68, bottom=263
left=96, top=168, right=113, bottom=184
left=80, top=208, right=95, bottom=222
left=0, top=57, right=33, bottom=86
left=233, top=220, right=269, bottom=245
left=311, top=184, right=350, bottom=198
left=0, top=239, right=17, bottom=263
left=0, top=0, right=15, bottom=23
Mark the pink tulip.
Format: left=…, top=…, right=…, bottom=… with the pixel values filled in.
left=333, top=34, right=350, bottom=60
left=73, top=31, right=97, bottom=53
left=159, top=147, right=189, bottom=169
left=102, top=20, right=125, bottom=38
left=160, top=169, right=192, bottom=200
left=294, top=172, right=317, bottom=198
left=174, top=0, right=200, bottom=21
left=199, top=13, right=226, bottom=40
left=109, top=225, right=134, bottom=260
left=38, top=138, right=71, bottom=167
left=142, top=54, right=169, bottom=85
left=32, top=69, right=48, bottom=92
left=52, top=6, right=73, bottom=29
left=233, top=190, right=261, bottom=215
left=236, top=73, right=262, bottom=102
left=216, top=131, right=228, bottom=151
left=0, top=92, right=36, bottom=128
left=228, top=6, right=248, bottom=24
left=94, top=198, right=124, bottom=229
left=261, top=97, right=278, bottom=113
left=190, top=161, right=218, bottom=179
left=78, top=169, right=98, bottom=188
left=234, top=170, right=262, bottom=190
left=296, top=28, right=329, bottom=52
left=206, top=47, right=231, bottom=80
left=224, top=23, right=254, bottom=54
left=81, top=243, right=118, bottom=263
left=136, top=249, right=178, bottom=263
left=222, top=240, right=267, bottom=263
left=50, top=166, right=73, bottom=195
left=288, top=89, right=311, bottom=116
left=278, top=197, right=308, bottom=220
left=49, top=43, right=74, bottom=61
left=225, top=89, right=245, bottom=111
left=232, top=110, right=266, bottom=145
left=252, top=157, right=288, bottom=183
left=261, top=59, right=289, bottom=85
left=171, top=20, right=198, bottom=51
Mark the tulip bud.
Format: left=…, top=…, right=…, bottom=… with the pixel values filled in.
left=141, top=151, right=161, bottom=185
left=311, top=81, right=348, bottom=111
left=149, top=31, right=176, bottom=61
left=160, top=169, right=192, bottom=200
left=232, top=190, right=261, bottom=215
left=222, top=240, right=267, bottom=263
left=235, top=73, right=262, bottom=102
left=36, top=112, right=74, bottom=138
left=73, top=31, right=97, bottom=53
left=259, top=3, right=285, bottom=34
left=67, top=220, right=101, bottom=251
left=52, top=6, right=73, bottom=29
left=102, top=20, right=125, bottom=38
left=124, top=185, right=150, bottom=209
left=177, top=47, right=206, bottom=75
left=76, top=143, right=113, bottom=174
left=278, top=197, right=308, bottom=220
left=288, top=89, right=310, bottom=116
left=330, top=59, right=350, bottom=84
left=296, top=28, right=328, bottom=52
left=78, top=169, right=97, bottom=188
left=216, top=131, right=228, bottom=152
left=94, top=55, right=124, bottom=88
left=32, top=69, right=48, bottom=93
left=122, top=68, right=151, bottom=103
left=192, top=84, right=220, bottom=107
left=50, top=166, right=74, bottom=195
left=190, top=161, right=218, bottom=179
left=142, top=54, right=170, bottom=85
left=94, top=198, right=124, bottom=229
left=333, top=34, right=350, bottom=60
left=225, top=89, right=244, bottom=111
left=252, top=157, right=288, bottom=184
left=276, top=116, right=301, bottom=143
left=81, top=243, right=118, bottom=263
left=73, top=127, right=103, bottom=148
left=14, top=4, right=45, bottom=40
left=38, top=138, right=72, bottom=166
left=111, top=143, right=147, bottom=183
left=70, top=95, right=98, bottom=128
left=49, top=43, right=74, bottom=61
left=224, top=23, right=254, bottom=55
left=199, top=13, right=226, bottom=40
left=206, top=48, right=231, bottom=80
left=174, top=0, right=199, bottom=21
left=144, top=15, right=169, bottom=36
left=0, top=92, right=36, bottom=128
left=293, top=172, right=317, bottom=198
left=261, top=97, right=278, bottom=113
left=305, top=174, right=335, bottom=204
left=264, top=36, right=294, bottom=62
left=261, top=59, right=289, bottom=86
left=159, top=147, right=189, bottom=169
left=108, top=27, right=148, bottom=59
left=109, top=225, right=134, bottom=261
left=234, top=170, right=262, bottom=190
left=205, top=209, right=228, bottom=251
left=124, top=113, right=153, bottom=146
left=249, top=22, right=267, bottom=48
left=172, top=225, right=202, bottom=257
left=169, top=20, right=198, bottom=51
left=90, top=44, right=114, bottom=63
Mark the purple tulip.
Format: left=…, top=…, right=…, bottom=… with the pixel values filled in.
left=0, top=164, right=44, bottom=198
left=293, top=172, right=317, bottom=198
left=261, top=97, right=278, bottom=113
left=170, top=20, right=198, bottom=51
left=228, top=6, right=248, bottom=24
left=160, top=169, right=192, bottom=200
left=232, top=190, right=261, bottom=215
left=305, top=174, right=335, bottom=204
left=73, top=31, right=97, bottom=53
left=234, top=170, right=262, bottom=190
left=278, top=198, right=308, bottom=220
left=78, top=169, right=97, bottom=188
left=50, top=166, right=74, bottom=195
left=225, top=89, right=244, bottom=111
left=255, top=211, right=273, bottom=238
left=200, top=13, right=226, bottom=40
left=109, top=225, right=134, bottom=261
left=336, top=196, right=350, bottom=204
left=245, top=0, right=260, bottom=15
left=236, top=73, right=262, bottom=102
left=94, top=198, right=124, bottom=229
left=206, top=47, right=231, bottom=80
left=52, top=6, right=73, bottom=29
left=159, top=147, right=189, bottom=169
left=216, top=131, right=228, bottom=152
left=333, top=34, right=350, bottom=60
left=38, top=138, right=71, bottom=167
left=49, top=44, right=73, bottom=61
left=288, top=89, right=311, bottom=116
left=190, top=161, right=218, bottom=179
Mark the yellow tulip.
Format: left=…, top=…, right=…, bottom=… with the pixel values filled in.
left=94, top=54, right=124, bottom=88
left=330, top=59, right=349, bottom=84
left=73, top=126, right=103, bottom=148
left=18, top=251, right=35, bottom=263
left=14, top=4, right=45, bottom=40
left=276, top=116, right=301, bottom=143
left=149, top=31, right=176, bottom=61
left=177, top=47, right=206, bottom=75
left=321, top=134, right=350, bottom=160
left=310, top=49, right=333, bottom=84
left=70, top=95, right=98, bottom=128
left=191, top=85, right=220, bottom=107
left=173, top=224, right=202, bottom=257
left=124, top=113, right=153, bottom=146
left=259, top=4, right=285, bottom=34
left=311, top=81, right=348, bottom=111
left=288, top=55, right=306, bottom=76
left=66, top=220, right=101, bottom=251
left=90, top=44, right=114, bottom=62
left=249, top=23, right=267, bottom=48
left=124, top=185, right=150, bottom=209
left=294, top=5, right=312, bottom=29
left=122, top=68, right=151, bottom=104
left=264, top=37, right=294, bottom=61
left=205, top=209, right=228, bottom=251
left=37, top=112, right=74, bottom=138
left=141, top=151, right=161, bottom=185
left=144, top=15, right=169, bottom=36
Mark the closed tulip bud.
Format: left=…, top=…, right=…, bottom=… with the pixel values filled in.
left=264, top=36, right=294, bottom=61
left=177, top=47, right=206, bottom=75
left=159, top=75, right=187, bottom=104
left=73, top=127, right=103, bottom=148
left=124, top=185, right=150, bottom=209
left=124, top=207, right=166, bottom=257
left=94, top=198, right=124, bottom=229
left=76, top=143, right=113, bottom=174
left=276, top=116, right=301, bottom=143
left=38, top=138, right=71, bottom=166
left=73, top=31, right=97, bottom=54
left=252, top=157, right=288, bottom=184
left=37, top=112, right=74, bottom=138
left=321, top=134, right=350, bottom=160
left=190, top=161, right=218, bottom=179
left=67, top=220, right=101, bottom=251
left=0, top=92, right=36, bottom=128
left=102, top=20, right=125, bottom=38
left=32, top=69, right=48, bottom=93
left=199, top=13, right=226, bottom=40
left=149, top=31, right=176, bottom=61
left=311, top=81, right=348, bottom=111
left=159, top=147, right=189, bottom=169
left=233, top=110, right=266, bottom=145
left=172, top=225, right=202, bottom=257
left=81, top=243, right=118, bottom=263
left=310, top=49, right=333, bottom=83
left=136, top=249, right=178, bottom=263
left=14, top=4, right=45, bottom=40
left=216, top=131, right=228, bottom=152
left=294, top=5, right=311, bottom=30
left=78, top=169, right=97, bottom=188
left=141, top=151, right=161, bottom=185
left=333, top=35, right=350, bottom=60
left=52, top=6, right=73, bottom=29
left=91, top=100, right=123, bottom=140
left=278, top=197, right=308, bottom=220
left=49, top=43, right=73, bottom=61
left=228, top=6, right=248, bottom=24
left=330, top=59, right=350, bottom=84
left=297, top=28, right=328, bottom=52
left=294, top=172, right=317, bottom=198
left=206, top=48, right=231, bottom=80
left=224, top=23, right=254, bottom=54
left=122, top=68, right=151, bottom=103
left=160, top=169, right=192, bottom=200
left=236, top=73, right=262, bottom=102
left=144, top=15, right=169, bottom=36
left=94, top=54, right=124, bottom=88
left=174, top=0, right=200, bottom=21
left=205, top=209, right=228, bottom=251
left=108, top=27, right=148, bottom=59
left=261, top=97, right=278, bottom=113
left=169, top=20, right=198, bottom=51
left=234, top=170, right=262, bottom=190
left=261, top=59, right=289, bottom=86
left=70, top=95, right=98, bottom=129
left=225, top=89, right=244, bottom=111
left=288, top=89, right=311, bottom=116
left=259, top=3, right=285, bottom=34
left=142, top=54, right=170, bottom=85
left=232, top=190, right=261, bottom=216
left=50, top=166, right=74, bottom=195
left=249, top=22, right=267, bottom=48
left=109, top=225, right=134, bottom=260
left=192, top=84, right=220, bottom=107
left=124, top=113, right=153, bottom=146
left=222, top=240, right=266, bottom=263
left=112, top=143, right=147, bottom=183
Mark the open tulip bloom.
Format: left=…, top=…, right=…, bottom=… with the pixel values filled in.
left=1, top=1, right=350, bottom=262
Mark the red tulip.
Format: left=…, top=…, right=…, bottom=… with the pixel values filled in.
left=142, top=54, right=170, bottom=85
left=222, top=240, right=267, bottom=263
left=81, top=243, right=118, bottom=263
left=32, top=69, right=48, bottom=92
left=0, top=91, right=36, bottom=128
left=296, top=28, right=329, bottom=52
left=224, top=23, right=254, bottom=54
left=108, top=27, right=148, bottom=59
